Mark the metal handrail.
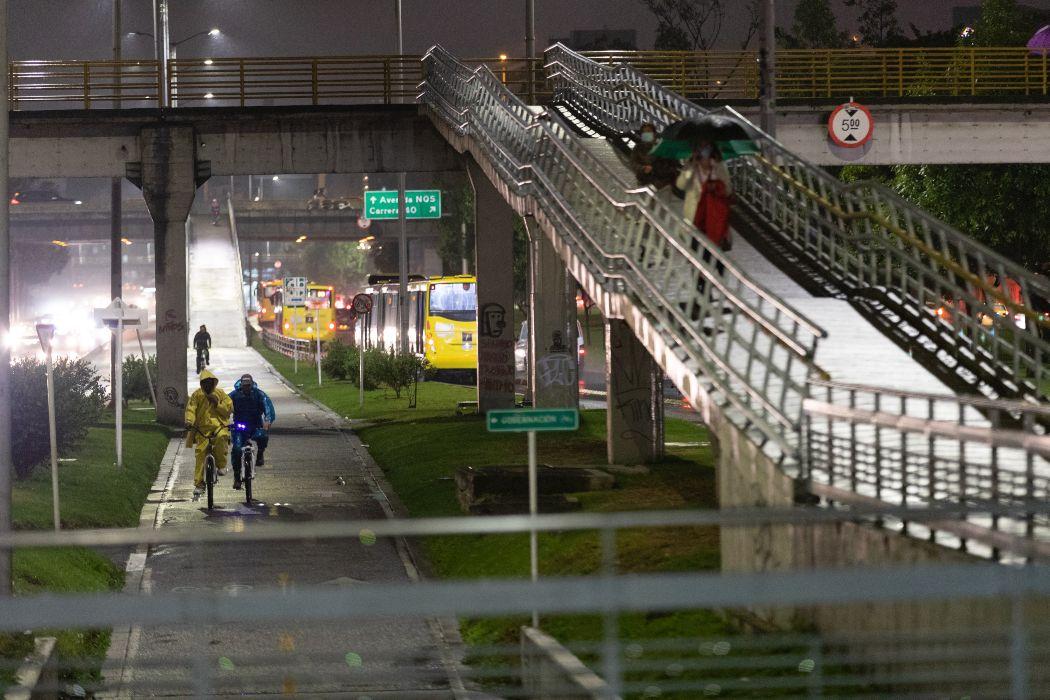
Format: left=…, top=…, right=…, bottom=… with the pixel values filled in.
left=804, top=380, right=1050, bottom=559
left=581, top=47, right=1050, bottom=99
left=545, top=43, right=1050, bottom=403
left=422, top=45, right=826, bottom=456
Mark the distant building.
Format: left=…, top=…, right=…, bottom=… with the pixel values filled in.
left=551, top=29, right=637, bottom=51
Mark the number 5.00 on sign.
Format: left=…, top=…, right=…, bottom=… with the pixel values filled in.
left=827, top=102, right=873, bottom=148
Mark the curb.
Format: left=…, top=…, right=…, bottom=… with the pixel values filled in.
left=3, top=636, right=57, bottom=700
left=99, top=436, right=183, bottom=698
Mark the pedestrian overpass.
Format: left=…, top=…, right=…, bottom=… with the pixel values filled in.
left=3, top=44, right=1050, bottom=698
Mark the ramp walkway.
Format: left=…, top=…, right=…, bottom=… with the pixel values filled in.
left=188, top=211, right=247, bottom=348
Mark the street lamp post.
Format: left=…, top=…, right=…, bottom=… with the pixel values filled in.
left=35, top=324, right=60, bottom=531
left=128, top=27, right=219, bottom=107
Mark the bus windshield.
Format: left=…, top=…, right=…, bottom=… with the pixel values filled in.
left=429, top=282, right=476, bottom=322
left=307, top=288, right=332, bottom=308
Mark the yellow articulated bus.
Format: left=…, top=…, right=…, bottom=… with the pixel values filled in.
left=361, top=274, right=477, bottom=372
left=257, top=279, right=336, bottom=342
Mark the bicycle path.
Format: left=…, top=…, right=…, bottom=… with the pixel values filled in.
left=109, top=346, right=465, bottom=698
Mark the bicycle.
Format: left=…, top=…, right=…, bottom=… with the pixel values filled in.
left=231, top=422, right=261, bottom=506
left=195, top=347, right=208, bottom=374
left=190, top=425, right=227, bottom=510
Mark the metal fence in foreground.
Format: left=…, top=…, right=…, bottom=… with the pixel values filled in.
left=1, top=507, right=1049, bottom=698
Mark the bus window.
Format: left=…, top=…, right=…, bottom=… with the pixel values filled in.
left=429, top=283, right=477, bottom=322
left=308, top=288, right=332, bottom=308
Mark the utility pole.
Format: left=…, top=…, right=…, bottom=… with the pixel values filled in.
left=397, top=173, right=409, bottom=355
left=0, top=0, right=12, bottom=597
left=525, top=0, right=536, bottom=103
left=758, top=0, right=777, bottom=137
left=111, top=0, right=123, bottom=406
left=394, top=0, right=403, bottom=103
left=153, top=0, right=169, bottom=106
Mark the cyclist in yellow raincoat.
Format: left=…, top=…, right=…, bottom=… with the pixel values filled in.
left=184, top=369, right=233, bottom=496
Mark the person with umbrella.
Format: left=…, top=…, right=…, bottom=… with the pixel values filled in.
left=629, top=123, right=681, bottom=191
left=675, top=141, right=733, bottom=260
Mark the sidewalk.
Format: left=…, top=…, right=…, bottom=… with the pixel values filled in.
left=110, top=346, right=463, bottom=697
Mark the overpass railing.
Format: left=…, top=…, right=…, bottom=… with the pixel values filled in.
left=422, top=44, right=826, bottom=460
left=10, top=47, right=1050, bottom=110
left=581, top=47, right=1050, bottom=100
left=6, top=55, right=545, bottom=109
left=545, top=43, right=1050, bottom=404
left=804, top=379, right=1050, bottom=562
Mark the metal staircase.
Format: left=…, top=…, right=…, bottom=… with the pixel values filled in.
left=419, top=45, right=1050, bottom=561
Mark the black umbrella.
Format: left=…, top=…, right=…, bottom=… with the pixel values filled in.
left=651, top=115, right=756, bottom=159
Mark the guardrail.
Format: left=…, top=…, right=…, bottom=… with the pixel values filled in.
left=545, top=43, right=1050, bottom=404
left=804, top=380, right=1050, bottom=562
left=422, top=44, right=826, bottom=460
left=1, top=508, right=1049, bottom=697
left=580, top=47, right=1050, bottom=100
left=260, top=327, right=313, bottom=363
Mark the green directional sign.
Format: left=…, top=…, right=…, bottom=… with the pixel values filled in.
left=363, top=189, right=442, bottom=220
left=487, top=408, right=580, bottom=433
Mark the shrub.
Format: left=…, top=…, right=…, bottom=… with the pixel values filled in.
left=359, top=348, right=386, bottom=391
left=375, top=351, right=432, bottom=399
left=321, top=340, right=354, bottom=380
left=122, top=354, right=158, bottom=403
left=11, top=357, right=107, bottom=479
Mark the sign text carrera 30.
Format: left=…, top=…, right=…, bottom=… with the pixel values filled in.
left=363, top=190, right=442, bottom=220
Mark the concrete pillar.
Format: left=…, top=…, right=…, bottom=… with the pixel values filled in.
left=139, top=126, right=197, bottom=426
left=606, top=319, right=664, bottom=465
left=528, top=224, right=578, bottom=408
left=467, top=159, right=516, bottom=412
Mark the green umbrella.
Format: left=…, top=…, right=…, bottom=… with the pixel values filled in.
left=650, top=138, right=695, bottom=160
left=716, top=139, right=760, bottom=160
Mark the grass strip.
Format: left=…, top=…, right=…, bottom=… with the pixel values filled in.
left=1, top=402, right=170, bottom=691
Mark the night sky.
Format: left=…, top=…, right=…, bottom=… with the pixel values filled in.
left=10, top=1, right=1050, bottom=61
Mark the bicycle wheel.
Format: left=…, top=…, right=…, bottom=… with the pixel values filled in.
left=242, top=449, right=254, bottom=505
left=205, top=454, right=215, bottom=510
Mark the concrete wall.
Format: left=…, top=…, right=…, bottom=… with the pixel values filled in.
left=520, top=626, right=616, bottom=700
left=11, top=106, right=463, bottom=178
left=731, top=101, right=1050, bottom=165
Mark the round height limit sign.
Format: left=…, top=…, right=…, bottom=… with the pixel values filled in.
left=828, top=102, right=874, bottom=148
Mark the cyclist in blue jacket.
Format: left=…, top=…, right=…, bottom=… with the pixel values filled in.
left=229, top=373, right=276, bottom=489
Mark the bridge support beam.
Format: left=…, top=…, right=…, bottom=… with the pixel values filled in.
left=528, top=221, right=578, bottom=408
left=468, top=159, right=516, bottom=412
left=138, top=126, right=198, bottom=426
left=605, top=319, right=664, bottom=465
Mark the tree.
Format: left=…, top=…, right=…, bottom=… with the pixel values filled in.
left=844, top=0, right=904, bottom=47
left=967, top=0, right=1028, bottom=46
left=437, top=184, right=475, bottom=275
left=639, top=0, right=761, bottom=50
left=294, top=241, right=369, bottom=289
left=891, top=165, right=1050, bottom=269
left=786, top=0, right=845, bottom=48
left=655, top=21, right=692, bottom=50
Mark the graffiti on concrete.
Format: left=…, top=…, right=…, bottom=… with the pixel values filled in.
left=157, top=308, right=188, bottom=335
left=163, top=386, right=183, bottom=408
left=548, top=330, right=567, bottom=354
left=478, top=339, right=516, bottom=395
left=536, top=353, right=575, bottom=389
left=479, top=303, right=507, bottom=339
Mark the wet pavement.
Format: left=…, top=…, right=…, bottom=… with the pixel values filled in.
left=111, top=346, right=463, bottom=698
